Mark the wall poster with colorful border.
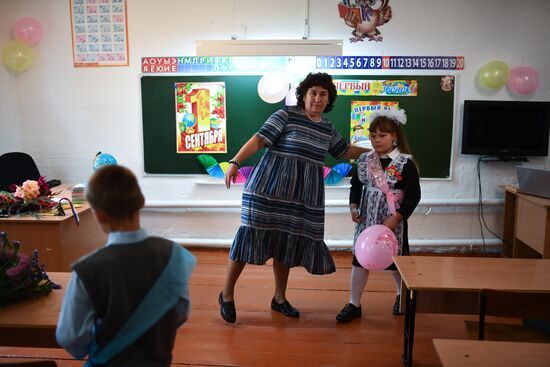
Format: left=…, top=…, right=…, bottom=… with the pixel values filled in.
left=175, top=82, right=227, bottom=154
left=70, top=0, right=129, bottom=67
left=350, top=101, right=399, bottom=149
left=334, top=79, right=417, bottom=96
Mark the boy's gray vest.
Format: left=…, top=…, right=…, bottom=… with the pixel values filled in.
left=73, top=237, right=179, bottom=367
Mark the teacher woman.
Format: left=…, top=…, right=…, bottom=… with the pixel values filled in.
left=219, top=72, right=367, bottom=323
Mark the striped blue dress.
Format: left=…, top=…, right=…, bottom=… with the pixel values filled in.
left=229, top=106, right=349, bottom=274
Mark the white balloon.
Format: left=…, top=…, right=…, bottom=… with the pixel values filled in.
left=285, top=87, right=297, bottom=106
left=257, top=73, right=289, bottom=104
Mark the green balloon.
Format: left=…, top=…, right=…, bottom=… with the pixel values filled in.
left=479, top=60, right=509, bottom=89
left=3, top=41, right=35, bottom=72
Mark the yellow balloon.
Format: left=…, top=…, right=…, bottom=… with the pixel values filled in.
left=3, top=41, right=35, bottom=72
left=479, top=60, right=509, bottom=89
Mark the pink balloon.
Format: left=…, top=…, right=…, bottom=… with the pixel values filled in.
left=13, top=17, right=44, bottom=45
left=507, top=66, right=540, bottom=95
left=355, top=224, right=398, bottom=271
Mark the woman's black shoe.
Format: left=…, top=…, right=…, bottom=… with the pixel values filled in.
left=271, top=298, right=300, bottom=318
left=336, top=303, right=362, bottom=322
left=218, top=291, right=236, bottom=323
left=392, top=295, right=402, bottom=315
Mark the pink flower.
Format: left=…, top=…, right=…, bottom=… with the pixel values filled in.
left=15, top=180, right=40, bottom=201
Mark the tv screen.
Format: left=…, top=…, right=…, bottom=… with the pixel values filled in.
left=462, top=100, right=550, bottom=157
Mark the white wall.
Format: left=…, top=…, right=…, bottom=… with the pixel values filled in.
left=1, top=0, right=549, bottom=252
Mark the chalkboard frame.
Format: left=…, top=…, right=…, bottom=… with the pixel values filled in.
left=141, top=74, right=455, bottom=178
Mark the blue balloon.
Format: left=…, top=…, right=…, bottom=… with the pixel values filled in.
left=93, top=153, right=117, bottom=171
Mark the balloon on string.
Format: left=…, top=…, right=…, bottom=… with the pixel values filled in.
left=285, top=87, right=297, bottom=106
left=257, top=72, right=289, bottom=104
left=355, top=225, right=398, bottom=271
left=507, top=66, right=540, bottom=94
left=13, top=17, right=44, bottom=45
left=3, top=41, right=35, bottom=72
left=478, top=60, right=509, bottom=89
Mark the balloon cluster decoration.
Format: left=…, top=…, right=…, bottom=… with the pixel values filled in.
left=3, top=17, right=43, bottom=73
left=355, top=224, right=398, bottom=271
left=478, top=60, right=540, bottom=95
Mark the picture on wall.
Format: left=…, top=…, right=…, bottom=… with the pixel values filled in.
left=337, top=0, right=393, bottom=43
left=350, top=101, right=398, bottom=148
left=70, top=0, right=129, bottom=67
left=175, top=82, right=227, bottom=154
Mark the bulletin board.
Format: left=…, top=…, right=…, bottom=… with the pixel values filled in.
left=141, top=74, right=454, bottom=178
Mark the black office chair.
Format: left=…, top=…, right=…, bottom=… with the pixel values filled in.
left=0, top=152, right=41, bottom=191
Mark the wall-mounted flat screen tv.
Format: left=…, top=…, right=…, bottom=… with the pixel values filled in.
left=462, top=100, right=550, bottom=157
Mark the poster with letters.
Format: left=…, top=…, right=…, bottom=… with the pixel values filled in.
left=350, top=101, right=398, bottom=149
left=70, top=0, right=129, bottom=67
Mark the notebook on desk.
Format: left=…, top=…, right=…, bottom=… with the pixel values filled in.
left=516, top=166, right=550, bottom=199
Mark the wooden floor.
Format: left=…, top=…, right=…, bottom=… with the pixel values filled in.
left=0, top=248, right=477, bottom=366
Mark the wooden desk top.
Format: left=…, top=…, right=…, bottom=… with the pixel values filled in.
left=0, top=185, right=90, bottom=223
left=0, top=272, right=69, bottom=328
left=393, top=256, right=550, bottom=292
left=504, top=184, right=550, bottom=207
left=433, top=339, right=550, bottom=367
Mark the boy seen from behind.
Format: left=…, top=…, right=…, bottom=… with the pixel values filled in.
left=56, top=165, right=196, bottom=366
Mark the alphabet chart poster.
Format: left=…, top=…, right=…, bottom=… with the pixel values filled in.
left=70, top=0, right=129, bottom=67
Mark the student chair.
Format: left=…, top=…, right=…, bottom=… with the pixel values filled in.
left=465, top=289, right=550, bottom=342
left=0, top=152, right=41, bottom=191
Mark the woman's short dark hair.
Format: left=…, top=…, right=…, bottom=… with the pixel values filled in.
left=296, top=72, right=337, bottom=113
left=86, top=165, right=145, bottom=219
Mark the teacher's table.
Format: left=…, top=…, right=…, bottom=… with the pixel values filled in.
left=394, top=256, right=550, bottom=367
left=433, top=339, right=550, bottom=367
left=0, top=272, right=70, bottom=348
left=0, top=185, right=106, bottom=271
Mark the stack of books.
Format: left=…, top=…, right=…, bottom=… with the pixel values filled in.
left=71, top=183, right=86, bottom=205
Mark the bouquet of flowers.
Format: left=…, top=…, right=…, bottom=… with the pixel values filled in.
left=0, top=176, right=57, bottom=216
left=0, top=231, right=61, bottom=305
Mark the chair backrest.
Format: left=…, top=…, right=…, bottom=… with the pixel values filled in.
left=478, top=289, right=550, bottom=340
left=0, top=152, right=41, bottom=191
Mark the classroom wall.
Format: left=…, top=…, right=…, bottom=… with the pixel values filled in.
left=1, top=0, right=550, bottom=252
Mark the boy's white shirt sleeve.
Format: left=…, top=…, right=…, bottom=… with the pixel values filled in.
left=55, top=272, right=96, bottom=359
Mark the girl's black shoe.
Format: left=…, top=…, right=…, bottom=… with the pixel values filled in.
left=336, top=303, right=362, bottom=322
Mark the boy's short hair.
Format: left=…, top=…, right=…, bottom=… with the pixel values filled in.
left=86, top=165, right=145, bottom=219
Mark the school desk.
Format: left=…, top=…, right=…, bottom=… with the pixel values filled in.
left=394, top=256, right=550, bottom=367
left=502, top=185, right=550, bottom=259
left=0, top=185, right=106, bottom=271
left=0, top=272, right=70, bottom=348
left=433, top=339, right=550, bottom=367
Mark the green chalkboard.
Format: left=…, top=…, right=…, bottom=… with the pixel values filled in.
left=141, top=75, right=454, bottom=178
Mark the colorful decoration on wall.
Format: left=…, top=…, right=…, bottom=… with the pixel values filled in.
left=334, top=79, right=417, bottom=96
left=350, top=101, right=399, bottom=149
left=70, top=0, right=129, bottom=67
left=440, top=76, right=454, bottom=92
left=197, top=155, right=352, bottom=185
left=324, top=163, right=353, bottom=185
left=337, top=0, right=393, bottom=43
left=478, top=60, right=509, bottom=89
left=175, top=82, right=227, bottom=153
left=3, top=17, right=44, bottom=73
left=197, top=155, right=252, bottom=183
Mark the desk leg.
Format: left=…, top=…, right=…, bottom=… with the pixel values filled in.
left=401, top=288, right=416, bottom=367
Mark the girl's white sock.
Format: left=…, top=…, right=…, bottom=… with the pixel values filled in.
left=349, top=265, right=369, bottom=307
